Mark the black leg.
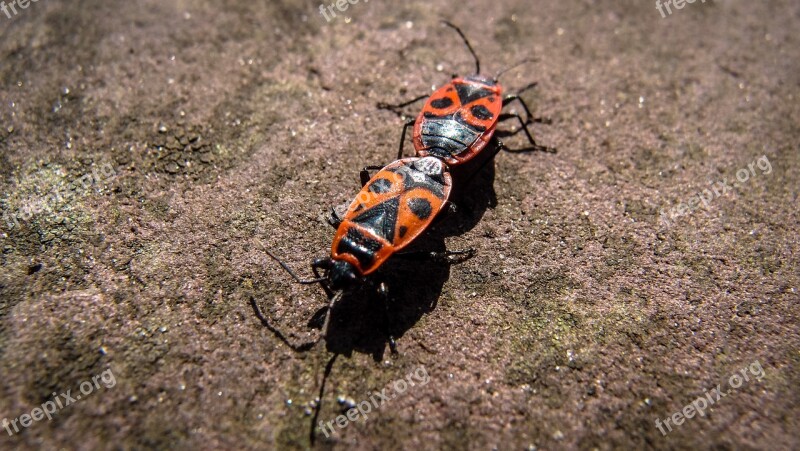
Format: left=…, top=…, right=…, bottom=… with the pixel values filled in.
left=509, top=81, right=539, bottom=99
left=458, top=137, right=503, bottom=188
left=498, top=114, right=552, bottom=127
left=327, top=207, right=342, bottom=229
left=311, top=258, right=335, bottom=298
left=502, top=82, right=543, bottom=125
left=428, top=200, right=458, bottom=227
left=444, top=201, right=458, bottom=216
left=497, top=112, right=535, bottom=143
left=396, top=119, right=415, bottom=159
left=496, top=113, right=556, bottom=153
left=377, top=94, right=428, bottom=111
left=319, top=290, right=344, bottom=338
left=503, top=91, right=552, bottom=125
left=310, top=258, right=332, bottom=276
left=503, top=94, right=536, bottom=123
left=394, top=248, right=476, bottom=263
left=499, top=84, right=556, bottom=153
left=377, top=282, right=398, bottom=355
left=360, top=165, right=385, bottom=186
left=377, top=95, right=428, bottom=118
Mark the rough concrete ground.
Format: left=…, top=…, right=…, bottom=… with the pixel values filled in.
left=0, top=0, right=798, bottom=449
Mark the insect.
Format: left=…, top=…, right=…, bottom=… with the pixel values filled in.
left=331, top=157, right=455, bottom=279
left=379, top=21, right=555, bottom=167
left=251, top=21, right=556, bottom=446
left=251, top=156, right=472, bottom=353
left=251, top=156, right=468, bottom=444
left=254, top=22, right=555, bottom=351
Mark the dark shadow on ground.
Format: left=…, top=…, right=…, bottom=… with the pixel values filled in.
left=321, top=154, right=499, bottom=360
left=252, top=136, right=551, bottom=360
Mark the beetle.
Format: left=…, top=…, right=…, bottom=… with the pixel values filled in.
left=379, top=21, right=555, bottom=166
left=251, top=156, right=473, bottom=352
left=331, top=156, right=455, bottom=279
left=252, top=22, right=556, bottom=446
left=251, top=157, right=474, bottom=445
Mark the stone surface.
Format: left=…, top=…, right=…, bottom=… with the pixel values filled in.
left=0, top=0, right=797, bottom=449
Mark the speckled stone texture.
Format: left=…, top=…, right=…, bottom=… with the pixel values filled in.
left=0, top=0, right=797, bottom=449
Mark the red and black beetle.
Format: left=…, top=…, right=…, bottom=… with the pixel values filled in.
left=252, top=156, right=471, bottom=352
left=379, top=21, right=555, bottom=166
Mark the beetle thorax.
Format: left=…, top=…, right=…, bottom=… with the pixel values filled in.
left=462, top=74, right=500, bottom=90
left=411, top=157, right=445, bottom=176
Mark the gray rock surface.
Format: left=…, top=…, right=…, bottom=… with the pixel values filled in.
left=0, top=0, right=797, bottom=449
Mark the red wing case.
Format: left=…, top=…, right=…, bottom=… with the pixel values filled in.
left=331, top=157, right=452, bottom=276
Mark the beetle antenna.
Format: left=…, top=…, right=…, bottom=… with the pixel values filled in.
left=310, top=353, right=339, bottom=445
left=441, top=20, right=480, bottom=74
left=494, top=57, right=539, bottom=81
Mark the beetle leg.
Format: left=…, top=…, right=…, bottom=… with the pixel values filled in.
left=377, top=282, right=398, bottom=355
left=319, top=290, right=344, bottom=339
left=377, top=94, right=428, bottom=117
left=445, top=200, right=458, bottom=216
left=504, top=81, right=538, bottom=103
left=311, top=258, right=335, bottom=298
left=360, top=165, right=385, bottom=186
left=502, top=82, right=540, bottom=121
left=263, top=249, right=329, bottom=285
left=395, top=119, right=416, bottom=159
left=327, top=206, right=343, bottom=229
left=496, top=113, right=556, bottom=153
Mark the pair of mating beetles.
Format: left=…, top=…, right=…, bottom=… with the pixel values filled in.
left=252, top=22, right=554, bottom=351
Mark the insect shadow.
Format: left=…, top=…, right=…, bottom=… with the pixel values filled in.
left=247, top=156, right=497, bottom=445
left=303, top=156, right=497, bottom=361
left=250, top=138, right=546, bottom=445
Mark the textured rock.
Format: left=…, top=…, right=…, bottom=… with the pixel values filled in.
left=0, top=0, right=797, bottom=449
